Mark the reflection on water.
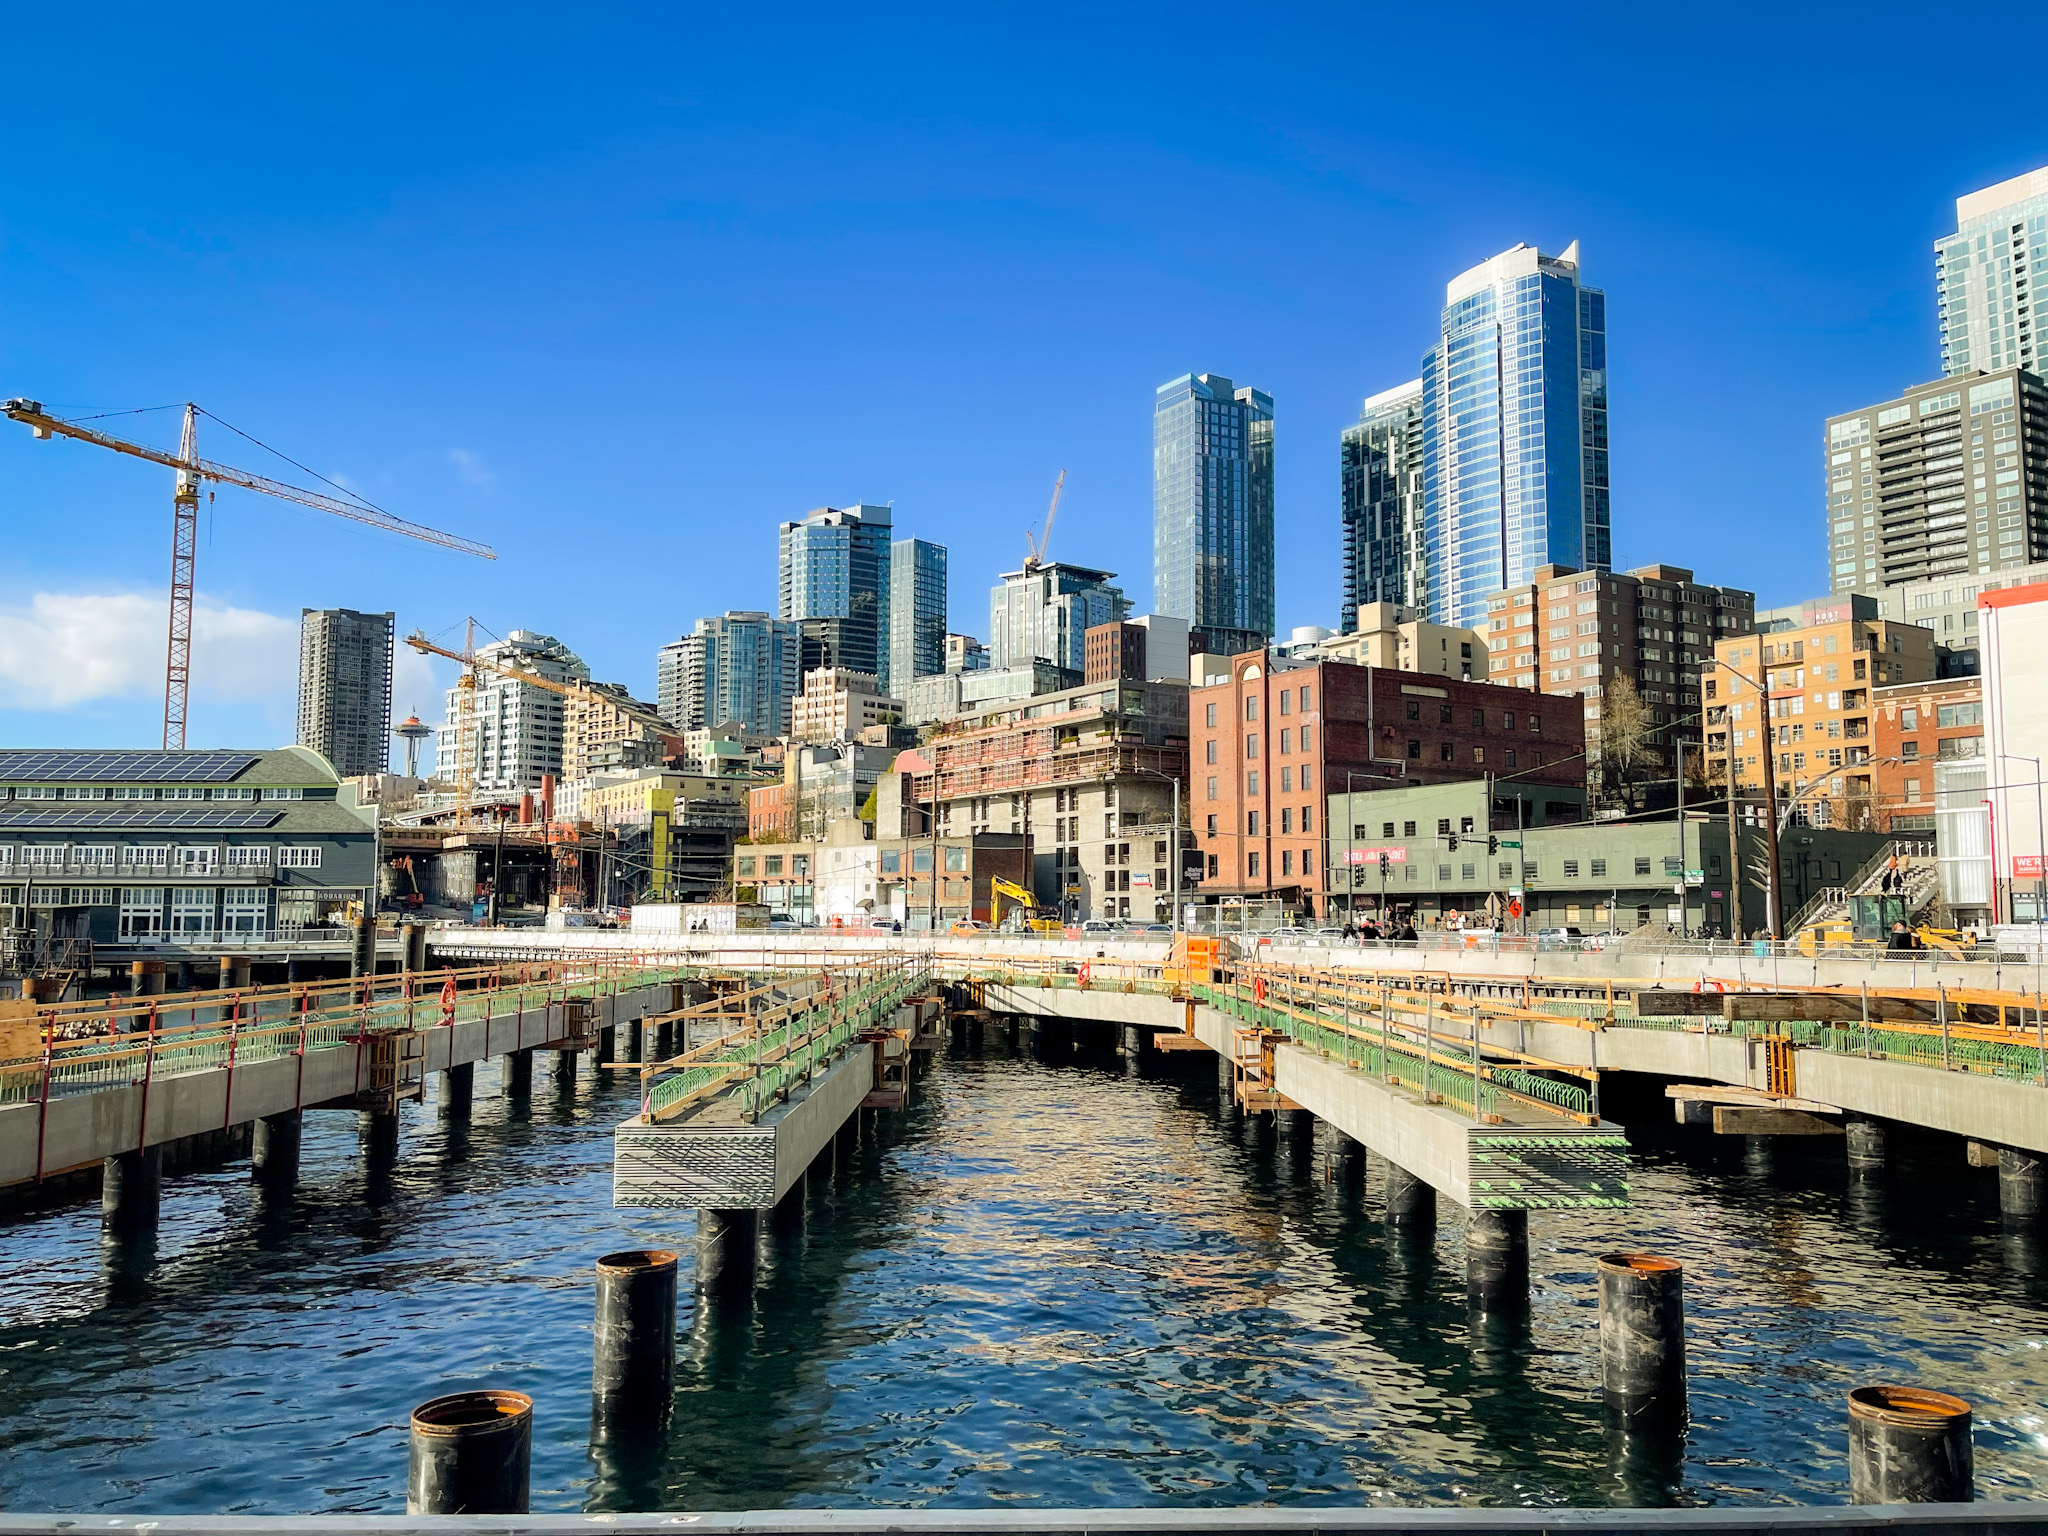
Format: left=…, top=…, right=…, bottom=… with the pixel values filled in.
left=0, top=1027, right=2043, bottom=1513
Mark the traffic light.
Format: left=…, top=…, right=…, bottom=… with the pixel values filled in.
left=1378, top=852, right=1390, bottom=875
left=1446, top=834, right=1459, bottom=851
left=1487, top=835, right=1499, bottom=855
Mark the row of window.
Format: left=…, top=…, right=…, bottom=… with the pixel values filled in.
left=0, top=845, right=322, bottom=871
left=1204, top=684, right=1315, bottom=729
left=1207, top=804, right=1318, bottom=837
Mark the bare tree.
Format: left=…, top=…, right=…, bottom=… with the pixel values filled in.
left=1598, top=675, right=1656, bottom=810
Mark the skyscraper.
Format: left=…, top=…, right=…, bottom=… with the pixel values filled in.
left=778, top=503, right=892, bottom=689
left=1421, top=242, right=1610, bottom=630
left=672, top=612, right=800, bottom=737
left=1938, top=167, right=2047, bottom=379
left=1152, top=373, right=1274, bottom=655
left=1340, top=381, right=1426, bottom=626
left=988, top=563, right=1129, bottom=673
left=889, top=538, right=948, bottom=693
left=296, top=608, right=393, bottom=776
left=437, top=630, right=588, bottom=792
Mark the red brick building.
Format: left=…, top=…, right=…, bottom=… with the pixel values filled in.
left=1872, top=676, right=1983, bottom=832
left=1084, top=621, right=1147, bottom=685
left=747, top=780, right=795, bottom=842
left=1189, top=652, right=1586, bottom=918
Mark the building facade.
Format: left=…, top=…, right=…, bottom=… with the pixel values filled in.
left=1705, top=597, right=1938, bottom=832
left=0, top=746, right=374, bottom=952
left=888, top=538, right=947, bottom=696
left=1485, top=563, right=1755, bottom=801
left=1825, top=368, right=2048, bottom=594
left=779, top=503, right=892, bottom=687
left=1872, top=675, right=1983, bottom=833
left=1938, top=167, right=2047, bottom=380
left=563, top=682, right=675, bottom=781
left=1981, top=581, right=2048, bottom=922
left=1190, top=653, right=1586, bottom=920
left=791, top=669, right=902, bottom=745
left=988, top=562, right=1129, bottom=674
left=1153, top=372, right=1275, bottom=655
left=297, top=608, right=394, bottom=777
left=1422, top=242, right=1610, bottom=630
left=438, top=630, right=589, bottom=793
left=1084, top=621, right=1148, bottom=684
left=1311, top=602, right=1488, bottom=682
left=1341, top=380, right=1427, bottom=620
left=904, top=661, right=1078, bottom=727
left=672, top=612, right=801, bottom=737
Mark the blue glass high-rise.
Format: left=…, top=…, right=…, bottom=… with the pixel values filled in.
left=1153, top=373, right=1274, bottom=654
left=778, top=503, right=893, bottom=689
left=1421, top=242, right=1609, bottom=630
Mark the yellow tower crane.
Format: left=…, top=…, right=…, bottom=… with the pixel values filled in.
left=2, top=399, right=496, bottom=749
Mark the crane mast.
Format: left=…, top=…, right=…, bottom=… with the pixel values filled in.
left=167, top=405, right=199, bottom=748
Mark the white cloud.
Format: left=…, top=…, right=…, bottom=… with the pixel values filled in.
left=446, top=448, right=495, bottom=488
left=0, top=591, right=298, bottom=711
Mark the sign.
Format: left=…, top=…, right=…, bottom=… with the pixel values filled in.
left=1498, top=839, right=1522, bottom=849
left=1507, top=898, right=1523, bottom=919
left=1131, top=872, right=1153, bottom=889
left=1685, top=873, right=1704, bottom=887
left=2016, top=855, right=2047, bottom=879
left=1509, top=886, right=1524, bottom=899
left=1344, top=846, right=1409, bottom=865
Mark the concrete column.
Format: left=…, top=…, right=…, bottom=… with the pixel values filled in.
left=252, top=1109, right=302, bottom=1188
left=1848, top=1386, right=1973, bottom=1504
left=505, top=1049, right=533, bottom=1098
left=363, top=1110, right=401, bottom=1162
left=1282, top=1107, right=1316, bottom=1139
left=598, top=1026, right=617, bottom=1069
left=592, top=1249, right=679, bottom=1416
left=555, top=1048, right=579, bottom=1089
left=350, top=917, right=376, bottom=978
left=1217, top=1054, right=1239, bottom=1117
left=1598, top=1253, right=1686, bottom=1427
left=1999, top=1148, right=2044, bottom=1222
left=402, top=923, right=428, bottom=973
left=770, top=1170, right=807, bottom=1233
left=1120, top=1025, right=1148, bottom=1058
left=101, top=1147, right=162, bottom=1235
left=1322, top=1129, right=1365, bottom=1187
left=695, top=1208, right=759, bottom=1296
left=223, top=955, right=252, bottom=991
left=286, top=956, right=304, bottom=985
left=1846, top=1116, right=1887, bottom=1178
left=175, top=959, right=195, bottom=991
left=622, top=1018, right=643, bottom=1065
left=1383, top=1160, right=1436, bottom=1232
left=130, top=960, right=166, bottom=997
left=442, top=1060, right=474, bottom=1117
left=1466, top=1209, right=1529, bottom=1314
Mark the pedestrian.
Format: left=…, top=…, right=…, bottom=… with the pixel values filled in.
left=1398, top=918, right=1418, bottom=942
left=1341, top=920, right=1357, bottom=942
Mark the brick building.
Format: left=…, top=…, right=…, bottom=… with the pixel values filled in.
left=1873, top=676, right=1984, bottom=832
left=1084, top=621, right=1147, bottom=684
left=1189, top=652, right=1586, bottom=920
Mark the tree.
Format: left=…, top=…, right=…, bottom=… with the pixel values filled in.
left=1598, top=675, right=1656, bottom=810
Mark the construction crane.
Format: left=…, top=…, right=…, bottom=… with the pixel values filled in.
left=2, top=399, right=496, bottom=749
left=1020, top=469, right=1065, bottom=575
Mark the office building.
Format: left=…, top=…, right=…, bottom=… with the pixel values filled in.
left=1422, top=242, right=1610, bottom=630
left=1938, top=167, right=2047, bottom=379
left=888, top=538, right=947, bottom=695
left=1704, top=596, right=1938, bottom=832
left=779, top=503, right=892, bottom=687
left=672, top=611, right=801, bottom=738
left=903, top=661, right=1078, bottom=727
left=1153, top=372, right=1274, bottom=655
left=988, top=561, right=1129, bottom=673
left=1485, top=563, right=1755, bottom=802
left=1190, top=651, right=1586, bottom=920
left=296, top=608, right=394, bottom=776
left=1341, top=381, right=1427, bottom=620
left=1310, top=602, right=1488, bottom=682
left=0, top=745, right=375, bottom=948
left=1860, top=556, right=2048, bottom=675
left=654, top=638, right=690, bottom=728
left=438, top=630, right=588, bottom=793
left=1084, top=621, right=1147, bottom=685
left=1825, top=369, right=2048, bottom=594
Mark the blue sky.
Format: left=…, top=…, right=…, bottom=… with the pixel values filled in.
left=3, top=4, right=2045, bottom=762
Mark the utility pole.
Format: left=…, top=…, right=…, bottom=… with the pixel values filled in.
left=1676, top=736, right=1689, bottom=939
left=1720, top=648, right=1786, bottom=936
left=1724, top=746, right=1743, bottom=940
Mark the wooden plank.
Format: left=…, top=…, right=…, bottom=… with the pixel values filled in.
left=1151, top=1034, right=1212, bottom=1053
left=1632, top=990, right=1726, bottom=1016
left=1666, top=1083, right=1838, bottom=1113
left=1711, top=1105, right=1844, bottom=1136
left=1721, top=994, right=1866, bottom=1023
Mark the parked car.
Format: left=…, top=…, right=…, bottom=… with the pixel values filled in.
left=1580, top=930, right=1627, bottom=951
left=1080, top=918, right=1124, bottom=935
left=1130, top=922, right=1174, bottom=936
left=948, top=918, right=991, bottom=935
left=1535, top=925, right=1586, bottom=951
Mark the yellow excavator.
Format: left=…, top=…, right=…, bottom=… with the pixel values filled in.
left=991, top=876, right=1061, bottom=933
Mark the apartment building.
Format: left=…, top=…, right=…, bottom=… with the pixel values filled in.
left=1872, top=676, right=1983, bottom=832
left=1084, top=621, right=1148, bottom=684
left=1484, top=563, right=1755, bottom=800
left=1310, top=602, right=1488, bottom=681
left=437, top=630, right=589, bottom=793
left=880, top=678, right=1189, bottom=923
left=1705, top=596, right=1939, bottom=831
left=791, top=668, right=902, bottom=744
left=563, top=682, right=676, bottom=780
left=296, top=608, right=393, bottom=777
left=1189, top=652, right=1585, bottom=921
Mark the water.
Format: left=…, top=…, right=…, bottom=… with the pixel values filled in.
left=1, top=1027, right=2045, bottom=1514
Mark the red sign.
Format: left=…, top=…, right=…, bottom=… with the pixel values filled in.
left=1345, top=846, right=1410, bottom=865
left=1507, top=898, right=1523, bottom=919
left=2015, top=855, right=2046, bottom=878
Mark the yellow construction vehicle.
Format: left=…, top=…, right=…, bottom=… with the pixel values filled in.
left=990, top=876, right=1060, bottom=932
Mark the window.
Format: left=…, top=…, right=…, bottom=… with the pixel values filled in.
left=1246, top=734, right=1259, bottom=758
left=1901, top=741, right=1919, bottom=759
left=122, top=845, right=168, bottom=870
left=1280, top=807, right=1294, bottom=834
left=1591, top=858, right=1606, bottom=877
left=1206, top=776, right=1218, bottom=800
left=1406, top=739, right=1421, bottom=759
left=1278, top=691, right=1291, bottom=716
left=1279, top=767, right=1293, bottom=791
left=944, top=846, right=966, bottom=872
left=1279, top=728, right=1292, bottom=754
left=880, top=850, right=901, bottom=873
left=1438, top=818, right=1452, bottom=834
left=1663, top=856, right=1683, bottom=874
left=275, top=847, right=320, bottom=869
left=1247, top=811, right=1260, bottom=835
left=1439, top=704, right=1453, bottom=724
left=161, top=786, right=206, bottom=801
left=176, top=846, right=219, bottom=875
left=225, top=846, right=269, bottom=869
left=1499, top=862, right=1512, bottom=879
left=1206, top=814, right=1218, bottom=835
left=1205, top=740, right=1218, bottom=765
left=737, top=856, right=757, bottom=876
left=211, top=787, right=256, bottom=802
left=1905, top=777, right=1922, bottom=801
left=1245, top=698, right=1259, bottom=722
left=765, top=856, right=784, bottom=875
left=63, top=786, right=108, bottom=801
left=1246, top=852, right=1260, bottom=878
left=1402, top=820, right=1416, bottom=837
left=168, top=885, right=213, bottom=933
left=1299, top=686, right=1310, bottom=711
left=1439, top=742, right=1453, bottom=761
left=1438, top=864, right=1452, bottom=880
left=911, top=848, right=932, bottom=873
left=72, top=846, right=116, bottom=869
left=1300, top=725, right=1312, bottom=751
left=1300, top=765, right=1312, bottom=791
left=1937, top=702, right=1984, bottom=728
left=1461, top=862, right=1475, bottom=881
left=222, top=886, right=268, bottom=934
left=1301, top=805, right=1313, bottom=833
left=21, top=845, right=63, bottom=868
left=1405, top=699, right=1420, bottom=720
left=1473, top=747, right=1485, bottom=763
left=1281, top=850, right=1294, bottom=876
left=1523, top=863, right=1538, bottom=880
left=1505, top=750, right=1517, bottom=768
left=261, top=787, right=304, bottom=801
left=109, top=786, right=155, bottom=801
left=118, top=887, right=162, bottom=939
left=1634, top=857, right=1652, bottom=876
left=1564, top=860, right=1580, bottom=878
left=1205, top=703, right=1217, bottom=728
left=1382, top=822, right=1395, bottom=837
left=1246, top=772, right=1259, bottom=794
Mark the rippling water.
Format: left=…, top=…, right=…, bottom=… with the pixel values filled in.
left=0, top=1025, right=2044, bottom=1513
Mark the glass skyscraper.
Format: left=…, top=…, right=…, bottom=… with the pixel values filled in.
left=988, top=562, right=1129, bottom=673
left=674, top=611, right=800, bottom=737
left=1340, top=381, right=1426, bottom=625
left=888, top=538, right=948, bottom=694
left=1421, top=242, right=1609, bottom=630
left=1152, top=373, right=1274, bottom=655
left=778, top=503, right=892, bottom=689
left=1937, top=167, right=2046, bottom=379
